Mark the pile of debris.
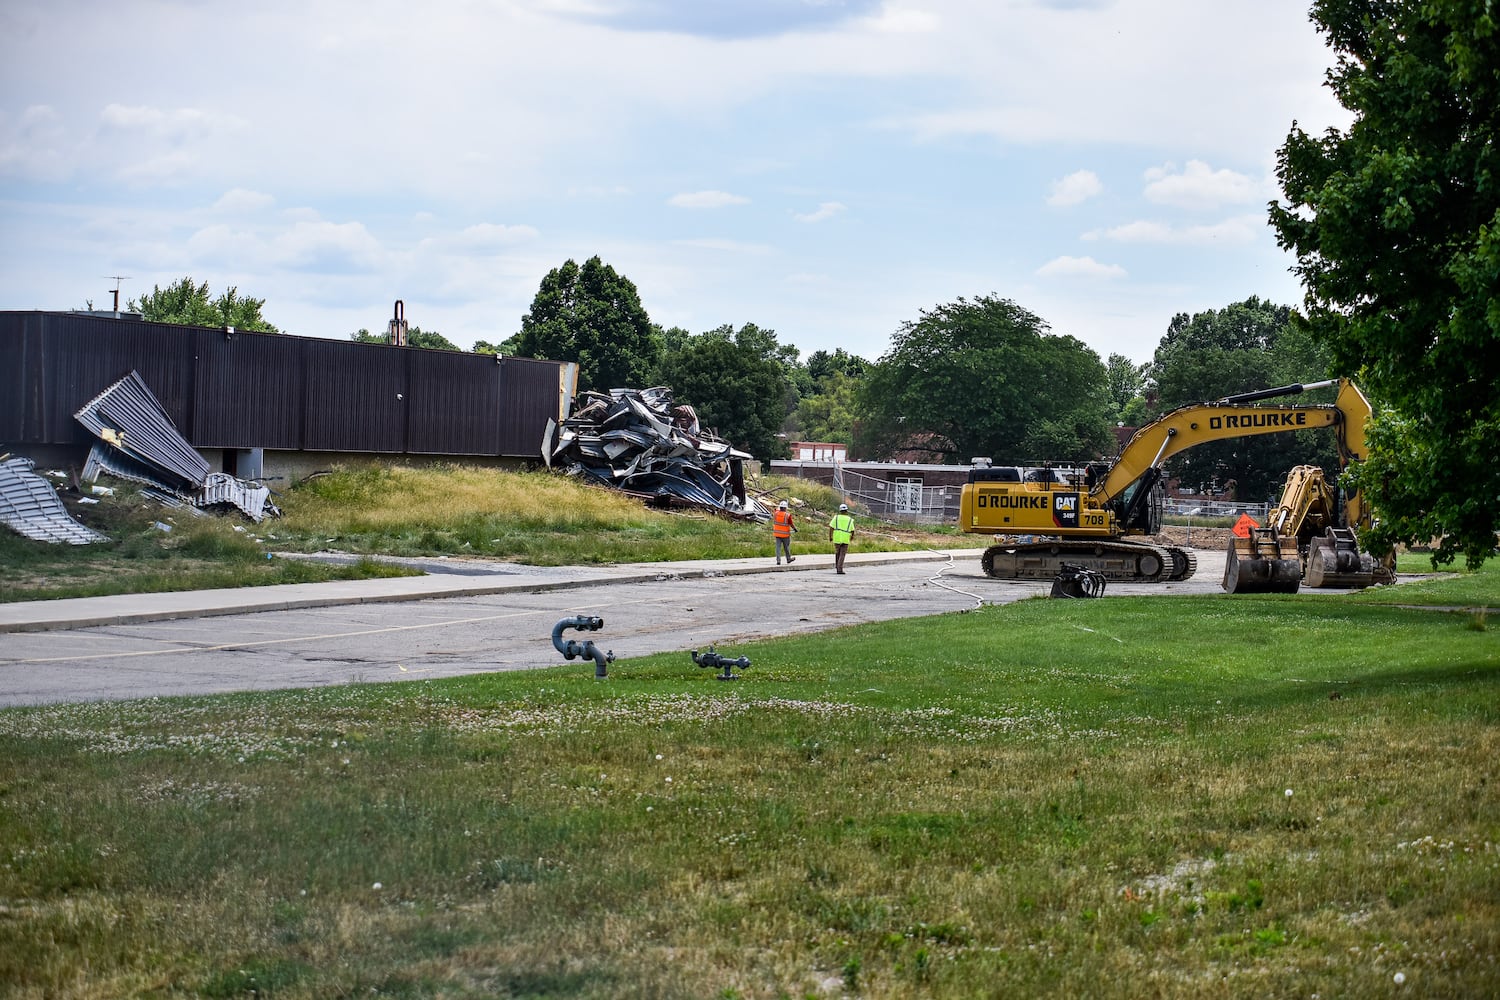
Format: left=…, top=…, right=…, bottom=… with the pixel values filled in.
left=543, top=387, right=765, bottom=518
left=75, top=370, right=278, bottom=523
left=0, top=456, right=108, bottom=544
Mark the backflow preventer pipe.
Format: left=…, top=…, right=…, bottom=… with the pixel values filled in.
left=552, top=616, right=615, bottom=678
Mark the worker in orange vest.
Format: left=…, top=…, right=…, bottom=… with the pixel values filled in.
left=772, top=500, right=797, bottom=564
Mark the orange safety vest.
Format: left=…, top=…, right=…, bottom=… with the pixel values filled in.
left=773, top=509, right=794, bottom=538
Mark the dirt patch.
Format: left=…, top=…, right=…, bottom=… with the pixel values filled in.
left=1154, top=525, right=1233, bottom=551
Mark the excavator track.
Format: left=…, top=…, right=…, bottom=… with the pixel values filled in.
left=1167, top=547, right=1198, bottom=582
left=981, top=539, right=1192, bottom=584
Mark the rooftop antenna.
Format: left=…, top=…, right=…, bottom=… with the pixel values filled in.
left=104, top=276, right=131, bottom=315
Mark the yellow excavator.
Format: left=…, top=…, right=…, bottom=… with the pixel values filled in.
left=958, top=377, right=1386, bottom=587
left=1224, top=463, right=1395, bottom=593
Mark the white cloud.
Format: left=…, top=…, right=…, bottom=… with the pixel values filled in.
left=271, top=220, right=384, bottom=273
left=867, top=6, right=940, bottom=33
left=1143, top=160, right=1264, bottom=211
left=99, top=103, right=236, bottom=138
left=186, top=223, right=265, bottom=266
left=1047, top=170, right=1102, bottom=207
left=668, top=190, right=751, bottom=209
left=1083, top=214, right=1264, bottom=246
left=449, top=223, right=541, bottom=250
left=212, top=188, right=276, bottom=214
left=672, top=237, right=774, bottom=255
left=793, top=201, right=846, bottom=223
left=1036, top=255, right=1127, bottom=279
left=0, top=104, right=69, bottom=179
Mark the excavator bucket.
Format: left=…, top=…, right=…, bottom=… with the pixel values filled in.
left=1303, top=527, right=1381, bottom=589
left=1223, top=529, right=1302, bottom=594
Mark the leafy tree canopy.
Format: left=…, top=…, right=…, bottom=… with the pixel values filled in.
left=1146, top=297, right=1335, bottom=501
left=789, top=370, right=861, bottom=447
left=349, top=326, right=461, bottom=351
left=472, top=334, right=521, bottom=356
left=855, top=295, right=1113, bottom=465
left=129, top=277, right=279, bottom=333
left=806, top=348, right=869, bottom=390
left=659, top=325, right=793, bottom=460
left=1104, top=352, right=1147, bottom=425
left=1270, top=0, right=1500, bottom=567
left=513, top=256, right=661, bottom=392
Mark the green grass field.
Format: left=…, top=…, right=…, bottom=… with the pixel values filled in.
left=2, top=569, right=1495, bottom=998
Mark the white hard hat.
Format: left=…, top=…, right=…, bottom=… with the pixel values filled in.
left=838, top=504, right=849, bottom=511
left=778, top=500, right=788, bottom=509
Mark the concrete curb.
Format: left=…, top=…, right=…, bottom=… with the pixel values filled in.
left=0, top=549, right=980, bottom=633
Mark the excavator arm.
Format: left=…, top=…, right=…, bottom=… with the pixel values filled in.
left=1092, top=378, right=1368, bottom=508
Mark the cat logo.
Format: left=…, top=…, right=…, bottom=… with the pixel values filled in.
left=1052, top=492, right=1081, bottom=528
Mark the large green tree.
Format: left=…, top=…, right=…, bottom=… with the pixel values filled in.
left=1146, top=297, right=1337, bottom=501
left=855, top=295, right=1113, bottom=464
left=1104, top=352, right=1147, bottom=425
left=659, top=325, right=792, bottom=460
left=805, top=348, right=868, bottom=389
left=129, top=277, right=279, bottom=333
left=1269, top=0, right=1500, bottom=567
left=789, top=370, right=861, bottom=446
left=512, top=256, right=660, bottom=392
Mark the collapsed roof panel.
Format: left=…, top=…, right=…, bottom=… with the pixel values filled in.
left=0, top=456, right=107, bottom=545
left=72, top=372, right=279, bottom=523
left=74, top=370, right=210, bottom=489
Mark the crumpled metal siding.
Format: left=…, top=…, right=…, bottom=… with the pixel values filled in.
left=195, top=472, right=275, bottom=521
left=74, top=371, right=210, bottom=489
left=547, top=386, right=760, bottom=518
left=0, top=456, right=107, bottom=544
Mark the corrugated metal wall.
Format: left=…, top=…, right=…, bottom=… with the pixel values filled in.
left=498, top=356, right=564, bottom=459
left=0, top=311, right=565, bottom=459
left=193, top=328, right=305, bottom=449
left=407, top=350, right=503, bottom=454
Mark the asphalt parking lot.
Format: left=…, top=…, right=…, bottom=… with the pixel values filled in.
left=0, top=547, right=1236, bottom=707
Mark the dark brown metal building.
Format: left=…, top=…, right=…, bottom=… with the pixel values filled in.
left=0, top=311, right=575, bottom=483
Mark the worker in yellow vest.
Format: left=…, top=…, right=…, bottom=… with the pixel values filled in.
left=827, top=503, right=855, bottom=574
left=772, top=500, right=797, bottom=564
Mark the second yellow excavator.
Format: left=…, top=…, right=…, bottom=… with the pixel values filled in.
left=958, top=377, right=1387, bottom=588
left=1223, top=463, right=1395, bottom=593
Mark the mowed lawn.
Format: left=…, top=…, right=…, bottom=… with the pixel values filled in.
left=1, top=572, right=1496, bottom=998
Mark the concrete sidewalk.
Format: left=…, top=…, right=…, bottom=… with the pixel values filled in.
left=0, top=549, right=981, bottom=633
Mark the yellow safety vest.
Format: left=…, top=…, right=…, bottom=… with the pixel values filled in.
left=829, top=513, right=854, bottom=544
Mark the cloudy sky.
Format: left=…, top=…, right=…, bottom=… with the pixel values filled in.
left=0, top=0, right=1347, bottom=366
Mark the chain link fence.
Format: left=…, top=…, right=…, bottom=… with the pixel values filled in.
left=833, top=465, right=962, bottom=524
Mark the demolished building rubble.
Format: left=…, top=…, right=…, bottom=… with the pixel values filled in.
left=543, top=387, right=768, bottom=519
left=74, top=370, right=279, bottom=523
left=0, top=456, right=108, bottom=544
